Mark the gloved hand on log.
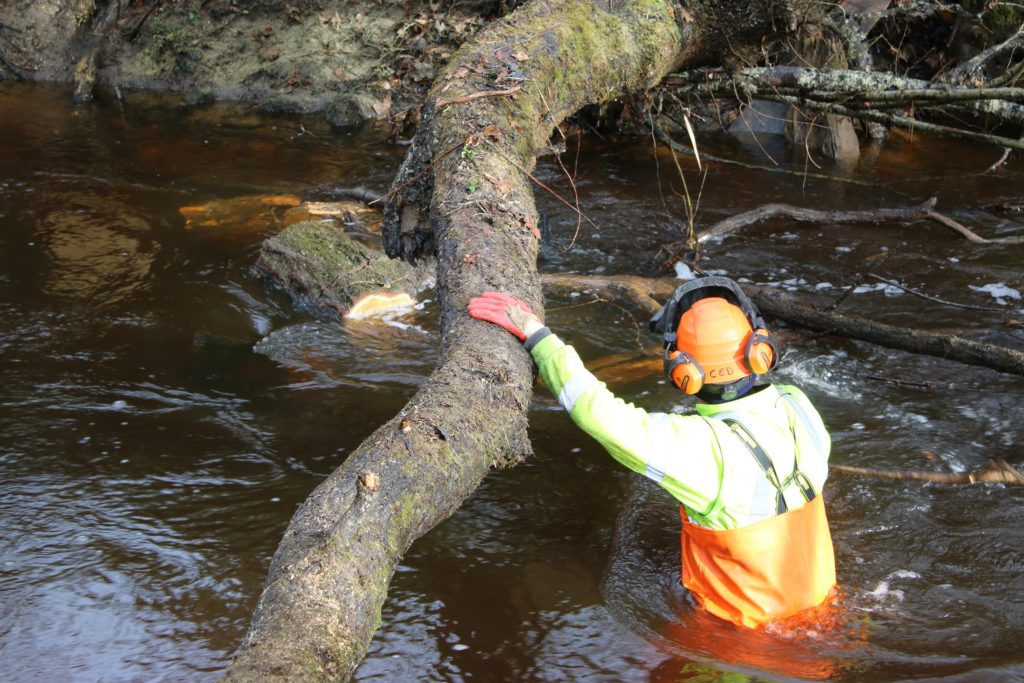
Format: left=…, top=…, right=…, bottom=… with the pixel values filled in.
left=467, top=291, right=544, bottom=342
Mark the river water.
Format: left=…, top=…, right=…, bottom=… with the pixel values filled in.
left=1, top=83, right=1022, bottom=682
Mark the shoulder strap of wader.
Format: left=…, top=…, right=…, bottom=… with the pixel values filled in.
left=720, top=417, right=790, bottom=515
left=777, top=391, right=829, bottom=462
left=718, top=412, right=817, bottom=514
left=775, top=391, right=825, bottom=502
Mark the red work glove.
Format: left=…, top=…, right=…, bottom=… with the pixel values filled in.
left=467, top=291, right=542, bottom=342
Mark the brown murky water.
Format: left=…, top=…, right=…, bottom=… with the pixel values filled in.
left=1, top=83, right=1022, bottom=682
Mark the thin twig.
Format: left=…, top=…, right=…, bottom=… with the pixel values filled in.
left=925, top=209, right=1024, bottom=244
left=370, top=134, right=473, bottom=206
left=651, top=120, right=899, bottom=193
left=543, top=91, right=585, bottom=250
left=839, top=370, right=959, bottom=392
left=986, top=146, right=1013, bottom=173
left=649, top=103, right=677, bottom=228
left=866, top=274, right=1004, bottom=312
left=436, top=86, right=522, bottom=108
left=128, top=0, right=164, bottom=43
left=488, top=146, right=599, bottom=231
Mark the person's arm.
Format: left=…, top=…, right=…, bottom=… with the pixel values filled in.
left=467, top=292, right=724, bottom=515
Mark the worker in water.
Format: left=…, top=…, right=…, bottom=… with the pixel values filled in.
left=468, top=276, right=836, bottom=628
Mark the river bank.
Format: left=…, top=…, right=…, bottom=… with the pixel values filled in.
left=0, top=0, right=498, bottom=126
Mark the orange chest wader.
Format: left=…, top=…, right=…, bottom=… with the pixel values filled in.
left=679, top=419, right=836, bottom=628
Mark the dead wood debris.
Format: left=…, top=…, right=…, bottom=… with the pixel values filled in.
left=539, top=274, right=1024, bottom=376
left=658, top=198, right=1024, bottom=249
left=832, top=459, right=1024, bottom=485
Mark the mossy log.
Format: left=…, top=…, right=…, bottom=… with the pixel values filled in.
left=255, top=221, right=434, bottom=318
left=223, top=1, right=824, bottom=680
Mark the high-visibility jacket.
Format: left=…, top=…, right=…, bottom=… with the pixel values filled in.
left=528, top=331, right=835, bottom=626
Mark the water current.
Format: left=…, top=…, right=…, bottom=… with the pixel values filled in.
left=1, top=83, right=1022, bottom=682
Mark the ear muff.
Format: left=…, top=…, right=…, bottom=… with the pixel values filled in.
left=664, top=347, right=705, bottom=395
left=744, top=329, right=777, bottom=375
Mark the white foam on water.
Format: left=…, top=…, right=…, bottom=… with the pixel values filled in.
left=853, top=282, right=904, bottom=296
left=384, top=320, right=428, bottom=334
left=866, top=580, right=905, bottom=603
left=887, top=570, right=921, bottom=580
left=968, top=282, right=1021, bottom=305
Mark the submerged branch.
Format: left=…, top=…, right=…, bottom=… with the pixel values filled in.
left=832, top=459, right=1024, bottom=485
left=659, top=198, right=1024, bottom=246
left=540, top=274, right=1024, bottom=376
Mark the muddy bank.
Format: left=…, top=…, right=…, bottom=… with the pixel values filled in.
left=0, top=0, right=498, bottom=125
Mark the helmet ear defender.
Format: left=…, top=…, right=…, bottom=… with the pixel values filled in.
left=664, top=347, right=705, bottom=395
left=744, top=329, right=777, bottom=375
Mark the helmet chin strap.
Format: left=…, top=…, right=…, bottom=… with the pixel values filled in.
left=696, top=375, right=757, bottom=403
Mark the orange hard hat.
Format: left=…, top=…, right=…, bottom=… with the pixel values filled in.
left=676, top=297, right=755, bottom=385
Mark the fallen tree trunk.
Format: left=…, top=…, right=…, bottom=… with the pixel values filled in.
left=222, top=0, right=758, bottom=678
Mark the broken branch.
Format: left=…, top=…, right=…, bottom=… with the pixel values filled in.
left=673, top=198, right=1024, bottom=245
left=832, top=459, right=1024, bottom=485
left=539, top=274, right=1024, bottom=376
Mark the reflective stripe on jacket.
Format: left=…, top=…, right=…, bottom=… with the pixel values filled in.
left=529, top=332, right=831, bottom=530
